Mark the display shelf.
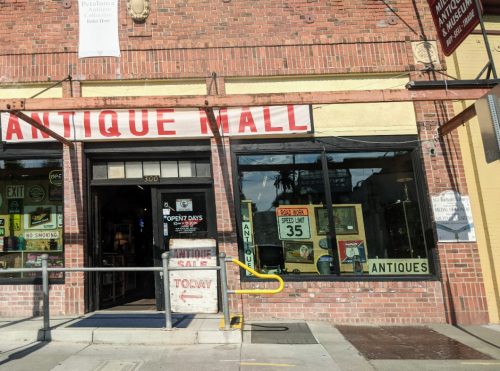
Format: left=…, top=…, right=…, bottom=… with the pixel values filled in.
left=0, top=250, right=64, bottom=278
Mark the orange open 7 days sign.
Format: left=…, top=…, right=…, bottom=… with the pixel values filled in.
left=427, top=0, right=481, bottom=56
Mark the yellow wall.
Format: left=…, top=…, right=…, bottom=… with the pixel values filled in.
left=447, top=16, right=500, bottom=323
left=0, top=84, right=62, bottom=99
left=81, top=79, right=207, bottom=97
left=225, top=74, right=417, bottom=136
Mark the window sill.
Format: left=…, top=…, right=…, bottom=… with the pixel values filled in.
left=0, top=278, right=65, bottom=285
left=240, top=274, right=438, bottom=283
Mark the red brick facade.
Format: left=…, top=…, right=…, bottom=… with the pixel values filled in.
left=0, top=0, right=489, bottom=324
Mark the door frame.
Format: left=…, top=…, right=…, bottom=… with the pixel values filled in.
left=152, top=186, right=218, bottom=311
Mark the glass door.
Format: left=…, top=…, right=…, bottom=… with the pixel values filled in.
left=152, top=187, right=217, bottom=310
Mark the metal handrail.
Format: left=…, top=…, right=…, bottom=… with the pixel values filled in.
left=0, top=250, right=284, bottom=333
left=228, top=259, right=284, bottom=295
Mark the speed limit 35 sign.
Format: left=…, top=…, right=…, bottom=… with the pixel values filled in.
left=276, top=207, right=312, bottom=240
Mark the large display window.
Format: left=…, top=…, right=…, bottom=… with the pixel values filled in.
left=0, top=159, right=64, bottom=280
left=236, top=149, right=430, bottom=278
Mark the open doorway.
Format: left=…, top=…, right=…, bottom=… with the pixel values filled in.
left=93, top=185, right=155, bottom=310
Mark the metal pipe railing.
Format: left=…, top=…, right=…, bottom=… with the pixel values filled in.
left=0, top=250, right=283, bottom=332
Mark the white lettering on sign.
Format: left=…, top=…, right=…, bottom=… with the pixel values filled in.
left=169, top=239, right=218, bottom=314
left=276, top=207, right=312, bottom=240
left=6, top=185, right=24, bottom=199
left=242, top=221, right=255, bottom=275
left=24, top=231, right=60, bottom=239
left=368, top=258, right=429, bottom=275
left=0, top=106, right=312, bottom=143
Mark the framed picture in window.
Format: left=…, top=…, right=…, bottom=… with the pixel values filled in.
left=284, top=241, right=314, bottom=264
left=315, top=206, right=359, bottom=235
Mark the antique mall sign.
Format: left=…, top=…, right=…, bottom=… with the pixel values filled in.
left=1, top=106, right=312, bottom=143
left=427, top=0, right=481, bottom=56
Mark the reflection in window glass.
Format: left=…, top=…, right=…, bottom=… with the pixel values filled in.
left=326, top=151, right=427, bottom=276
left=237, top=151, right=428, bottom=278
left=238, top=153, right=328, bottom=276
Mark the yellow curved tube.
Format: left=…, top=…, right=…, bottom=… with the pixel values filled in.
left=231, top=259, right=284, bottom=295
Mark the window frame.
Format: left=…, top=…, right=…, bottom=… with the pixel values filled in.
left=231, top=136, right=438, bottom=282
left=0, top=142, right=65, bottom=285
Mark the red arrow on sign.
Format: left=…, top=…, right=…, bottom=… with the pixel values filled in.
left=179, top=290, right=203, bottom=303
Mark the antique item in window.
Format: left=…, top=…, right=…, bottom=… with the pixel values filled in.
left=284, top=241, right=314, bottom=264
left=315, top=206, right=358, bottom=235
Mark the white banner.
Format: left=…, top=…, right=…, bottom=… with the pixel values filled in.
left=78, top=0, right=121, bottom=58
left=1, top=106, right=312, bottom=142
left=431, top=190, right=475, bottom=242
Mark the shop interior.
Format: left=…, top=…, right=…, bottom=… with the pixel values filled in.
left=93, top=185, right=155, bottom=310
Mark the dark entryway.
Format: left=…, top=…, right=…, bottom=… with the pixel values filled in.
left=91, top=185, right=155, bottom=310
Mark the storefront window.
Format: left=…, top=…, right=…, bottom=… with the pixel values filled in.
left=237, top=150, right=429, bottom=278
left=0, top=159, right=64, bottom=279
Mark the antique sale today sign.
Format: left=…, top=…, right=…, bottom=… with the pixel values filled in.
left=428, top=0, right=481, bottom=56
left=169, top=239, right=217, bottom=314
left=1, top=106, right=312, bottom=143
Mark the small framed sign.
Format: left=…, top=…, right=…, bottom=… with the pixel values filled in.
left=315, top=206, right=358, bottom=235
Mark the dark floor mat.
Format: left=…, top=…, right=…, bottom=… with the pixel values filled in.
left=336, top=325, right=494, bottom=360
left=101, top=298, right=156, bottom=311
left=68, top=313, right=194, bottom=328
left=250, top=323, right=318, bottom=344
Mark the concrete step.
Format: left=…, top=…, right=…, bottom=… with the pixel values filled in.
left=0, top=312, right=243, bottom=345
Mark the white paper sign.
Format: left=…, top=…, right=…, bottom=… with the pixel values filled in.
left=1, top=106, right=312, bottom=143
left=176, top=199, right=193, bottom=212
left=78, top=0, right=121, bottom=58
left=24, top=231, right=60, bottom=239
left=431, top=190, right=475, bottom=242
left=169, top=239, right=217, bottom=313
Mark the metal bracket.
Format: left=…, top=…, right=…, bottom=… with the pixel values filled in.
left=1, top=99, right=25, bottom=111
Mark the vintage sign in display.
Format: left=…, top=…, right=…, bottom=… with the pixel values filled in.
left=28, top=185, right=45, bottom=202
left=25, top=253, right=64, bottom=278
left=7, top=199, right=22, bottom=214
left=24, top=205, right=57, bottom=230
left=241, top=200, right=255, bottom=275
left=49, top=170, right=63, bottom=185
left=316, top=206, right=358, bottom=235
left=284, top=241, right=314, bottom=264
left=431, top=190, right=475, bottom=242
left=169, top=239, right=218, bottom=313
left=6, top=185, right=24, bottom=199
left=24, top=231, right=60, bottom=239
left=276, top=207, right=312, bottom=240
left=176, top=199, right=193, bottom=212
left=1, top=106, right=312, bottom=143
left=9, top=214, right=20, bottom=231
left=78, top=0, right=121, bottom=58
left=49, top=184, right=62, bottom=201
left=427, top=0, right=481, bottom=56
left=369, top=258, right=429, bottom=275
left=0, top=228, right=4, bottom=236
left=339, top=240, right=367, bottom=264
left=165, top=214, right=204, bottom=234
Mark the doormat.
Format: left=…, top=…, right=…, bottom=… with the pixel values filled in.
left=336, top=325, right=494, bottom=360
left=68, top=313, right=194, bottom=328
left=250, top=323, right=318, bottom=344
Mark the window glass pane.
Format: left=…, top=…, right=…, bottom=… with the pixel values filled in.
left=143, top=161, right=160, bottom=176
left=93, top=162, right=107, bottom=179
left=325, top=151, right=428, bottom=276
left=0, top=159, right=64, bottom=279
left=179, top=161, right=195, bottom=177
left=161, top=161, right=179, bottom=178
left=108, top=163, right=125, bottom=179
left=125, top=162, right=143, bottom=178
left=238, top=153, right=327, bottom=276
left=195, top=160, right=211, bottom=177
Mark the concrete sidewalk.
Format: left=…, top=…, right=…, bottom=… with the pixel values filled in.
left=1, top=315, right=500, bottom=370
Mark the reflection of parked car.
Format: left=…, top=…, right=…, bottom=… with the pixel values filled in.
left=256, top=244, right=284, bottom=272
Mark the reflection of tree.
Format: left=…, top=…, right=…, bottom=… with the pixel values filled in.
left=41, top=159, right=61, bottom=168
left=4, top=160, right=25, bottom=170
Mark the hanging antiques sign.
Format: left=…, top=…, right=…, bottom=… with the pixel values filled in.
left=78, top=0, right=121, bottom=58
left=427, top=0, right=481, bottom=56
left=1, top=106, right=312, bottom=143
left=431, top=190, right=475, bottom=242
